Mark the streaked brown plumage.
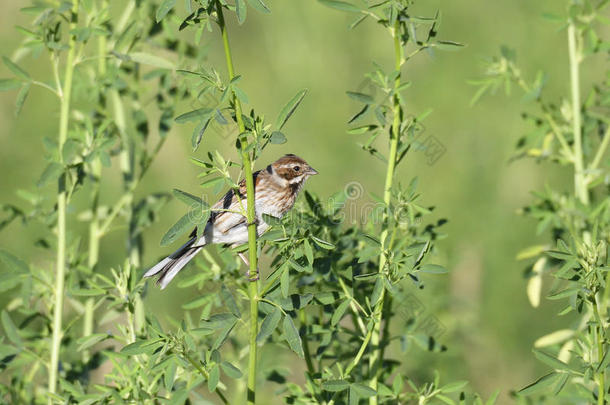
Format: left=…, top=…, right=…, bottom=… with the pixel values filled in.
left=144, top=154, right=318, bottom=289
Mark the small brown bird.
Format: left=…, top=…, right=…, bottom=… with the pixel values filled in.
left=144, top=154, right=318, bottom=289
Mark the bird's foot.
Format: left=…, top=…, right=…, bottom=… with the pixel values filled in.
left=246, top=268, right=260, bottom=282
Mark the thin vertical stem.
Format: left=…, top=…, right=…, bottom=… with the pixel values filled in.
left=49, top=1, right=79, bottom=401
left=216, top=3, right=260, bottom=404
left=83, top=0, right=107, bottom=362
left=568, top=23, right=588, bottom=206
left=368, top=21, right=403, bottom=404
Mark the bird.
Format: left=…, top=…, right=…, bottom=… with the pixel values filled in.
left=143, top=154, right=318, bottom=289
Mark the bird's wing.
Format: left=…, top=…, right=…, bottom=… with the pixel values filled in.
left=208, top=171, right=261, bottom=234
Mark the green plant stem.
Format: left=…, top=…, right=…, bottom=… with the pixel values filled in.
left=83, top=1, right=108, bottom=361
left=568, top=23, right=588, bottom=206
left=368, top=21, right=403, bottom=403
left=216, top=3, right=260, bottom=404
left=184, top=353, right=229, bottom=404
left=299, top=309, right=315, bottom=375
left=48, top=1, right=79, bottom=401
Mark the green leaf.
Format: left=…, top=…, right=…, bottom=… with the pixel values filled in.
left=276, top=89, right=307, bottom=130
left=283, top=315, right=304, bottom=358
left=280, top=267, right=289, bottom=298
left=0, top=78, right=20, bottom=91
left=518, top=372, right=560, bottom=395
left=347, top=125, right=377, bottom=135
left=0, top=250, right=29, bottom=274
left=76, top=333, right=109, bottom=351
left=435, top=40, right=465, bottom=51
left=175, top=108, right=214, bottom=123
left=2, top=56, right=30, bottom=80
left=257, top=306, right=281, bottom=343
left=346, top=91, right=374, bottom=104
left=37, top=162, right=63, bottom=188
left=532, top=350, right=571, bottom=371
left=419, top=264, right=448, bottom=274
left=1, top=311, right=22, bottom=346
left=236, top=0, right=247, bottom=24
left=269, top=131, right=287, bottom=144
left=350, top=383, right=376, bottom=398
left=311, top=235, right=335, bottom=249
left=121, top=339, right=164, bottom=355
left=370, top=277, right=384, bottom=306
left=200, top=313, right=237, bottom=330
left=208, top=363, right=219, bottom=391
left=172, top=188, right=204, bottom=207
left=221, top=284, right=241, bottom=317
left=534, top=329, right=574, bottom=348
left=319, top=0, right=361, bottom=13
left=246, top=0, right=270, bottom=13
left=156, top=0, right=176, bottom=22
left=331, top=299, right=350, bottom=326
left=220, top=361, right=243, bottom=379
left=262, top=213, right=282, bottom=226
left=128, top=52, right=174, bottom=69
left=322, top=380, right=350, bottom=392
left=160, top=212, right=194, bottom=246
left=440, top=380, right=468, bottom=393
left=15, top=82, right=30, bottom=116
left=277, top=293, right=313, bottom=310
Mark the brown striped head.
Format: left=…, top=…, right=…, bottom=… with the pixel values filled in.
left=267, top=154, right=318, bottom=187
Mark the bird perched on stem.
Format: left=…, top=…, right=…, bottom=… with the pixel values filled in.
left=144, top=154, right=318, bottom=289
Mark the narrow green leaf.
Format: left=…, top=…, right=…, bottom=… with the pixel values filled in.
left=323, top=380, right=350, bottom=392
left=350, top=383, right=376, bottom=398
left=518, top=372, right=560, bottom=395
left=2, top=56, right=30, bottom=80
left=257, top=306, right=281, bottom=343
left=37, top=162, right=63, bottom=188
left=15, top=82, right=30, bottom=116
left=311, top=235, right=335, bottom=250
left=1, top=311, right=22, bottom=346
left=200, top=313, right=237, bottom=330
left=246, top=0, right=270, bottom=13
left=276, top=89, right=307, bottom=130
left=262, top=213, right=282, bottom=226
left=319, top=0, right=361, bottom=12
left=269, top=131, right=287, bottom=144
left=128, top=52, right=174, bottom=69
left=419, top=264, right=448, bottom=274
left=346, top=91, right=374, bottom=104
left=221, top=284, right=241, bottom=317
left=440, top=380, right=468, bottom=393
left=283, top=315, right=304, bottom=358
left=280, top=267, right=289, bottom=298
left=0, top=78, right=20, bottom=91
left=76, top=333, right=108, bottom=351
left=172, top=188, right=204, bottom=207
left=331, top=299, right=350, bottom=326
left=175, top=107, right=214, bottom=123
left=220, top=361, right=243, bottom=379
left=532, top=350, right=571, bottom=371
left=160, top=212, right=194, bottom=246
left=0, top=250, right=29, bottom=274
left=236, top=0, right=247, bottom=24
left=121, top=339, right=164, bottom=355
left=208, top=363, right=219, bottom=391
left=156, top=0, right=176, bottom=22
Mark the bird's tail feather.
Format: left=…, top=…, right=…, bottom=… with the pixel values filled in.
left=143, top=236, right=205, bottom=289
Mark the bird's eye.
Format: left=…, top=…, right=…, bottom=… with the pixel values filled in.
left=293, top=166, right=300, bottom=172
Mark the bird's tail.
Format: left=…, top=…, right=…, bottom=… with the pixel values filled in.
left=143, top=236, right=205, bottom=289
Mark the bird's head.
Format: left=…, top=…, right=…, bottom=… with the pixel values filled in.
left=268, top=154, right=318, bottom=187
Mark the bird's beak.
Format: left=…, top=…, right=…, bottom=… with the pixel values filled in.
left=307, top=167, right=319, bottom=175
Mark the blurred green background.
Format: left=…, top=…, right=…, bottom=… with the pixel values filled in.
left=0, top=0, right=598, bottom=402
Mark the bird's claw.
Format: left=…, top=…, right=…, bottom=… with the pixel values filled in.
left=246, top=268, right=260, bottom=282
